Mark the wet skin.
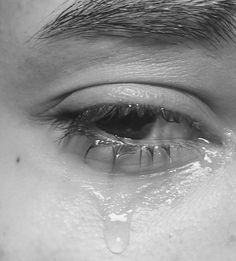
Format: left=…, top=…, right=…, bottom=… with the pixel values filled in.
left=1, top=0, right=236, bottom=260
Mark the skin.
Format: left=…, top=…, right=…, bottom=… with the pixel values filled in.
left=0, top=0, right=236, bottom=261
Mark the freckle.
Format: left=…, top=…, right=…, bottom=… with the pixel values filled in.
left=16, top=157, right=21, bottom=164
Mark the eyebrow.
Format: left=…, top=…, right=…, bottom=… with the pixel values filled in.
left=36, top=0, right=236, bottom=45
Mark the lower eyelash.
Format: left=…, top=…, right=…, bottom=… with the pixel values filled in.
left=82, top=137, right=214, bottom=174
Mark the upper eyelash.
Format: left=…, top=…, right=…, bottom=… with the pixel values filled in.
left=46, top=104, right=186, bottom=137
left=48, top=103, right=195, bottom=126
left=37, top=103, right=222, bottom=146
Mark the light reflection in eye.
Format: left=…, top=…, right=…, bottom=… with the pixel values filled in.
left=41, top=103, right=226, bottom=175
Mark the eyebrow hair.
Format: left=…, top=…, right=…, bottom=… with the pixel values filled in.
left=36, top=0, right=236, bottom=45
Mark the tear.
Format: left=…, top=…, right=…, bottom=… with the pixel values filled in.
left=103, top=211, right=132, bottom=254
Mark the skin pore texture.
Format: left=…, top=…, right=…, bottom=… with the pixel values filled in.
left=1, top=0, right=236, bottom=260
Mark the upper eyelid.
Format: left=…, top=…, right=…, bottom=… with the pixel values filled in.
left=39, top=83, right=222, bottom=134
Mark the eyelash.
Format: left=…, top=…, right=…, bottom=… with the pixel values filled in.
left=43, top=103, right=218, bottom=142
left=37, top=102, right=223, bottom=174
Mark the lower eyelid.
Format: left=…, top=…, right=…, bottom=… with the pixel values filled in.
left=36, top=114, right=236, bottom=177
left=59, top=122, right=224, bottom=175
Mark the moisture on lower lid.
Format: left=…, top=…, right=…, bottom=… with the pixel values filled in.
left=78, top=131, right=232, bottom=255
left=83, top=159, right=219, bottom=255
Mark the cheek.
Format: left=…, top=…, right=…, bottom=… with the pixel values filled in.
left=0, top=178, right=100, bottom=261
left=179, top=164, right=236, bottom=259
left=137, top=164, right=236, bottom=260
left=0, top=119, right=102, bottom=260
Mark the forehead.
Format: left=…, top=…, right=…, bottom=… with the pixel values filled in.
left=0, top=0, right=61, bottom=41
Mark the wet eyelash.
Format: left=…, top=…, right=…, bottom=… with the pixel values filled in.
left=44, top=103, right=194, bottom=130
left=38, top=103, right=221, bottom=147
left=83, top=139, right=202, bottom=174
left=46, top=104, right=185, bottom=124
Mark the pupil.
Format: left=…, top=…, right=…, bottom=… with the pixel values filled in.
left=96, top=105, right=157, bottom=139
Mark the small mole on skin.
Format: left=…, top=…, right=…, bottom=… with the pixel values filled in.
left=16, top=157, right=21, bottom=164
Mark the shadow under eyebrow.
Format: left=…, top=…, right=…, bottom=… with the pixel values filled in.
left=34, top=0, right=236, bottom=46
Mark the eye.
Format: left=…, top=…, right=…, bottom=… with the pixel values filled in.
left=36, top=84, right=231, bottom=175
